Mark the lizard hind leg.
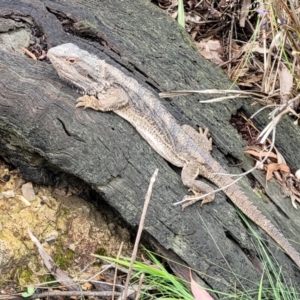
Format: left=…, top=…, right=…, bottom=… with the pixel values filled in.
left=181, top=125, right=212, bottom=153
left=181, top=162, right=215, bottom=210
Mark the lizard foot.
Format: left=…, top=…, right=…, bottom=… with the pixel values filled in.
left=182, top=125, right=212, bottom=152
left=197, top=127, right=212, bottom=152
left=76, top=87, right=129, bottom=112
left=181, top=162, right=215, bottom=210
left=76, top=95, right=101, bottom=110
left=181, top=192, right=215, bottom=210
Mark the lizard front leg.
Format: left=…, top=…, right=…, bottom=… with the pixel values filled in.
left=181, top=162, right=215, bottom=210
left=76, top=85, right=129, bottom=112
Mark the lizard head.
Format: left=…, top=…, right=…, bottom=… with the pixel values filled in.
left=47, top=43, right=104, bottom=97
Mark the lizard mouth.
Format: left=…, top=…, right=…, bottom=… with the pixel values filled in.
left=50, top=62, right=100, bottom=96
left=47, top=46, right=103, bottom=97
left=66, top=78, right=97, bottom=98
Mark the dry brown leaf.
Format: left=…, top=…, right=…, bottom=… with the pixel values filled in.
left=82, top=282, right=93, bottom=291
left=196, top=40, right=224, bottom=64
left=266, top=163, right=290, bottom=181
left=207, top=39, right=222, bottom=51
left=274, top=148, right=287, bottom=165
left=197, top=41, right=213, bottom=60
left=207, top=40, right=224, bottom=64
left=244, top=149, right=277, bottom=160
left=185, top=12, right=201, bottom=23
left=231, top=67, right=249, bottom=81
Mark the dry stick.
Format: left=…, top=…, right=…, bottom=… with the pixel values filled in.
left=5, top=291, right=121, bottom=300
left=159, top=89, right=266, bottom=99
left=135, top=273, right=145, bottom=300
left=112, top=241, right=124, bottom=300
left=27, top=229, right=80, bottom=291
left=21, top=47, right=37, bottom=60
left=258, top=106, right=289, bottom=144
left=250, top=103, right=281, bottom=119
left=262, top=18, right=267, bottom=88
left=122, top=169, right=159, bottom=300
left=263, top=29, right=284, bottom=94
left=228, top=18, right=234, bottom=74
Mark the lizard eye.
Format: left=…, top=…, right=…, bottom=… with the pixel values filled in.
left=67, top=57, right=77, bottom=64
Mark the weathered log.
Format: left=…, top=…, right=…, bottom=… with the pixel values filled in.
left=0, top=0, right=300, bottom=295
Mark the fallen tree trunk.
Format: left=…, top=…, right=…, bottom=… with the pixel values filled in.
left=0, top=0, right=300, bottom=295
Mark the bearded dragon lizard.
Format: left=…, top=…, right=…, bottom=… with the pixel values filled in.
left=47, top=43, right=300, bottom=269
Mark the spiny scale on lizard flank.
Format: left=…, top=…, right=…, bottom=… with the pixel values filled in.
left=47, top=43, right=300, bottom=270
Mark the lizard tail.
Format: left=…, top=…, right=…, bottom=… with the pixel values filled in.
left=209, top=171, right=300, bottom=269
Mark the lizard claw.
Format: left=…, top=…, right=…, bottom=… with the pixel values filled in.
left=198, top=127, right=212, bottom=151
left=76, top=95, right=100, bottom=110
left=181, top=192, right=215, bottom=210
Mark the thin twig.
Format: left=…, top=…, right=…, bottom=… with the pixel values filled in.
left=159, top=89, right=266, bottom=98
left=227, top=18, right=234, bottom=74
left=250, top=104, right=281, bottom=119
left=28, top=229, right=80, bottom=291
left=122, top=169, right=159, bottom=300
left=112, top=241, right=124, bottom=300
left=199, top=95, right=249, bottom=103
left=21, top=47, right=37, bottom=60
left=258, top=106, right=289, bottom=144
left=87, top=261, right=113, bottom=281
left=1, top=290, right=122, bottom=300
left=135, top=273, right=145, bottom=300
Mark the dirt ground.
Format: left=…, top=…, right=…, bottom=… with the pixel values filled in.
left=0, top=158, right=134, bottom=290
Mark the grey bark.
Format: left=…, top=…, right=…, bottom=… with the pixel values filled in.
left=0, top=0, right=300, bottom=296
